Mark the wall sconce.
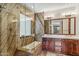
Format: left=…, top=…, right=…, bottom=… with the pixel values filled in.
left=61, top=11, right=77, bottom=16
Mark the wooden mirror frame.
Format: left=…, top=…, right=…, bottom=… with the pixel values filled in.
left=44, top=17, right=76, bottom=35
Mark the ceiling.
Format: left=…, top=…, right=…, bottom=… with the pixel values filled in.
left=22, top=3, right=79, bottom=18
left=25, top=3, right=78, bottom=13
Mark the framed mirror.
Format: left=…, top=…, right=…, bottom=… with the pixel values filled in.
left=44, top=17, right=76, bottom=35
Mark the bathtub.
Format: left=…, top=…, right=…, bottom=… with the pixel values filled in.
left=18, top=41, right=42, bottom=55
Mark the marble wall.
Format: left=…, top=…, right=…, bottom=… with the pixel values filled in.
left=35, top=13, right=44, bottom=41
left=20, top=36, right=34, bottom=47
left=0, top=10, right=1, bottom=55
left=0, top=3, right=34, bottom=56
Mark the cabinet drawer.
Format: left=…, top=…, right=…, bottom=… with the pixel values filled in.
left=55, top=41, right=61, bottom=46
left=55, top=46, right=62, bottom=52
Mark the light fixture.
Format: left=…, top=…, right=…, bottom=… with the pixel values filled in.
left=44, top=14, right=55, bottom=20
left=61, top=11, right=77, bottom=16
left=71, top=12, right=77, bottom=15
left=31, top=5, right=34, bottom=9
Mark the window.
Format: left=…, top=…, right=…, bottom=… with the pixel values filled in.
left=20, top=14, right=31, bottom=37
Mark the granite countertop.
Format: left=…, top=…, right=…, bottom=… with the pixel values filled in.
left=42, top=34, right=79, bottom=40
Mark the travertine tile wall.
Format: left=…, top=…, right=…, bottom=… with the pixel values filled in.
left=35, top=13, right=44, bottom=41
left=0, top=3, right=34, bottom=56
left=20, top=36, right=34, bottom=47
left=0, top=11, right=1, bottom=55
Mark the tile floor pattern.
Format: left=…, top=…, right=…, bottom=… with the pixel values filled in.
left=14, top=50, right=66, bottom=56
left=38, top=51, right=66, bottom=56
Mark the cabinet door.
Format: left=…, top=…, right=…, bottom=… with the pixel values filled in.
left=61, top=39, right=72, bottom=55
left=71, top=40, right=77, bottom=55
left=76, top=40, right=79, bottom=55
left=48, top=39, right=55, bottom=52
left=67, top=40, right=73, bottom=55
left=42, top=38, right=55, bottom=52
left=61, top=39, right=79, bottom=55
left=61, top=39, right=67, bottom=54
left=55, top=39, right=62, bottom=53
left=42, top=38, right=49, bottom=51
left=42, top=38, right=47, bottom=50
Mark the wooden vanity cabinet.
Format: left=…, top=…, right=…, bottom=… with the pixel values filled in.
left=42, top=38, right=55, bottom=52
left=61, top=39, right=67, bottom=54
left=72, top=40, right=77, bottom=55
left=42, top=37, right=79, bottom=55
left=42, top=38, right=48, bottom=50
left=42, top=38, right=61, bottom=52
left=48, top=39, right=55, bottom=52
left=75, top=40, right=79, bottom=55
left=55, top=39, right=62, bottom=53
left=61, top=39, right=79, bottom=55
left=61, top=39, right=73, bottom=55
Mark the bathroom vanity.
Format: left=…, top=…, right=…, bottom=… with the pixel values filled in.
left=42, top=34, right=79, bottom=55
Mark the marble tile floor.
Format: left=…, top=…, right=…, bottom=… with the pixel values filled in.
left=14, top=50, right=66, bottom=56
left=38, top=51, right=66, bottom=56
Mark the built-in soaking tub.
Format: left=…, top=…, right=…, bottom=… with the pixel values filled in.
left=18, top=41, right=42, bottom=55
